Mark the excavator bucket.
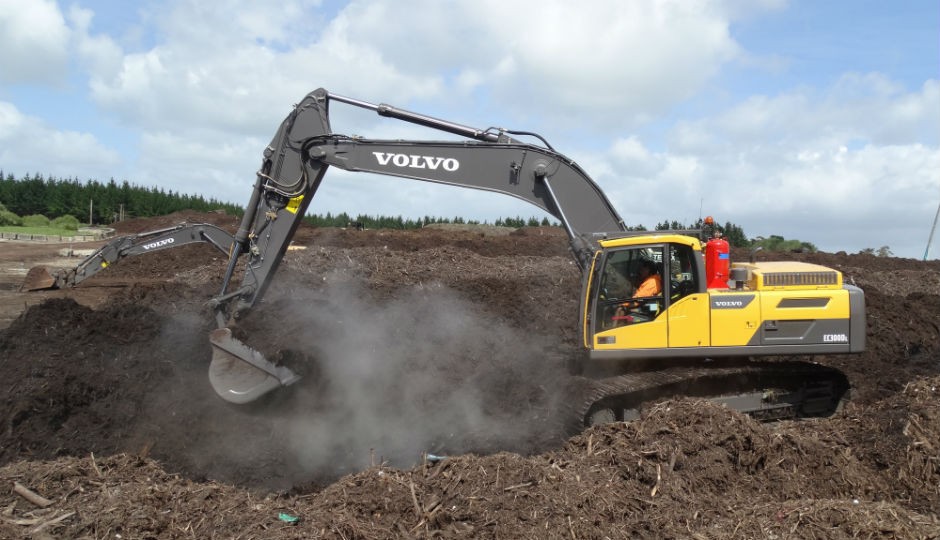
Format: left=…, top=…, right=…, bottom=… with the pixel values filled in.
left=21, top=267, right=58, bottom=291
left=208, top=328, right=301, bottom=404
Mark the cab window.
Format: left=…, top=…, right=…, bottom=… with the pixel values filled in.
left=594, top=246, right=664, bottom=330
left=667, top=243, right=699, bottom=303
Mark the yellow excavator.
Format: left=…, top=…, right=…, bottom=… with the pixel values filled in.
left=25, top=88, right=865, bottom=426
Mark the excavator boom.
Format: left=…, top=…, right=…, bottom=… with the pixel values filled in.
left=218, top=88, right=627, bottom=320
left=201, top=88, right=632, bottom=402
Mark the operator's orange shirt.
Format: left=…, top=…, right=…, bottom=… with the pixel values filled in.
left=619, top=274, right=662, bottom=309
left=635, top=274, right=662, bottom=298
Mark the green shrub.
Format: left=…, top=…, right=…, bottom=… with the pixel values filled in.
left=0, top=209, right=22, bottom=226
left=21, top=214, right=51, bottom=227
left=52, top=214, right=81, bottom=231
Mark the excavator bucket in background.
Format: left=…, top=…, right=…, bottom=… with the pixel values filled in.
left=207, top=328, right=302, bottom=404
left=21, top=267, right=58, bottom=291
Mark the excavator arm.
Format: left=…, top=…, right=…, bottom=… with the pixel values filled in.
left=217, top=88, right=625, bottom=319
left=23, top=223, right=235, bottom=291
left=203, top=88, right=629, bottom=403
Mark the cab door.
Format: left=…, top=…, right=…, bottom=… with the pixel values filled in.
left=665, top=243, right=710, bottom=347
left=589, top=245, right=668, bottom=351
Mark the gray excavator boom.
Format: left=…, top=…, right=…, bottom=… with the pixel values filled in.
left=27, top=88, right=628, bottom=404
left=202, top=88, right=629, bottom=403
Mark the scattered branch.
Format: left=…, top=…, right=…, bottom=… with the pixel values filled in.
left=13, top=482, right=53, bottom=508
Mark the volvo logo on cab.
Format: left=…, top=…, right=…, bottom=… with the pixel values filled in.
left=710, top=294, right=755, bottom=309
left=373, top=152, right=459, bottom=172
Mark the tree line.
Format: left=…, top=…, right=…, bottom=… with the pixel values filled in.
left=1, top=172, right=834, bottom=253
left=305, top=213, right=553, bottom=230
left=0, top=172, right=240, bottom=224
left=0, top=173, right=557, bottom=231
left=650, top=219, right=817, bottom=252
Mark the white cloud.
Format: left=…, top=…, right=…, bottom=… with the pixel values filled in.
left=68, top=5, right=124, bottom=78
left=133, top=129, right=266, bottom=202
left=2, top=0, right=937, bottom=258
left=80, top=0, right=757, bottom=138
left=80, top=1, right=446, bottom=138
left=706, top=74, right=940, bottom=148
left=0, top=101, right=120, bottom=177
left=330, top=0, right=745, bottom=129
left=0, top=0, right=70, bottom=84
left=591, top=74, right=940, bottom=255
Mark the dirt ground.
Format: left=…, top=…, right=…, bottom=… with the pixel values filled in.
left=0, top=210, right=938, bottom=539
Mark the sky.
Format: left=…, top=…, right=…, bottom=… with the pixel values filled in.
left=1, top=0, right=938, bottom=259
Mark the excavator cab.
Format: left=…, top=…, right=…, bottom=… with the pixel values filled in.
left=585, top=236, right=708, bottom=353
left=584, top=231, right=864, bottom=366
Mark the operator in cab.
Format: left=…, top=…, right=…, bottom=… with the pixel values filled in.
left=632, top=260, right=662, bottom=300
left=615, top=259, right=662, bottom=317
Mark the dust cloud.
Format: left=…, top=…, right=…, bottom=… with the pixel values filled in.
left=119, top=274, right=573, bottom=491
left=262, top=279, right=572, bottom=474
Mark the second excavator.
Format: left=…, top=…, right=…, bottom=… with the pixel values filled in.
left=26, top=88, right=865, bottom=427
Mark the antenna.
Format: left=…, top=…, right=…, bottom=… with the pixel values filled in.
left=925, top=192, right=940, bottom=261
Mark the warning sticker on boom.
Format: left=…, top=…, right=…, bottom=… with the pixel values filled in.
left=286, top=195, right=304, bottom=214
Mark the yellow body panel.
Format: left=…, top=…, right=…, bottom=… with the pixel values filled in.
left=599, top=234, right=702, bottom=251
left=593, top=315, right=667, bottom=350
left=734, top=261, right=843, bottom=290
left=591, top=288, right=854, bottom=351
left=759, top=289, right=851, bottom=321
left=666, top=293, right=710, bottom=347
left=708, top=291, right=762, bottom=346
left=582, top=251, right=604, bottom=348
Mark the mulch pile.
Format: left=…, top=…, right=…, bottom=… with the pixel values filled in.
left=1, top=210, right=938, bottom=538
